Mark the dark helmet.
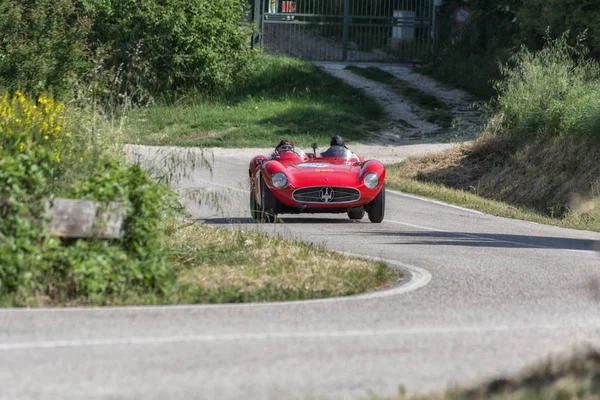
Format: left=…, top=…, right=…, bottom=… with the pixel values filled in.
left=330, top=135, right=345, bottom=147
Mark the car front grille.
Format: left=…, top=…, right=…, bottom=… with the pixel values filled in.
left=292, top=186, right=361, bottom=204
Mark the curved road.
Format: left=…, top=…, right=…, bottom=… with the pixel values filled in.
left=2, top=146, right=600, bottom=400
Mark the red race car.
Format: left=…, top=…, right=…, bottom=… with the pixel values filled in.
left=249, top=141, right=386, bottom=223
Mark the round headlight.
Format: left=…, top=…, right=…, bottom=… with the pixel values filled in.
left=271, top=172, right=289, bottom=189
left=364, top=172, right=379, bottom=189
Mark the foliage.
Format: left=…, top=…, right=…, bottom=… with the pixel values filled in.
left=0, top=0, right=254, bottom=99
left=0, top=91, right=73, bottom=168
left=0, top=0, right=91, bottom=97
left=389, top=36, right=600, bottom=224
left=80, top=0, right=254, bottom=96
left=518, top=0, right=600, bottom=58
left=426, top=0, right=600, bottom=100
left=0, top=92, right=177, bottom=305
left=492, top=35, right=600, bottom=145
left=68, top=159, right=179, bottom=261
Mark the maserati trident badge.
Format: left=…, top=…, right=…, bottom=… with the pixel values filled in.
left=319, top=187, right=334, bottom=203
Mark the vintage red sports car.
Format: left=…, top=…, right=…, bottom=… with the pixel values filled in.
left=249, top=143, right=386, bottom=223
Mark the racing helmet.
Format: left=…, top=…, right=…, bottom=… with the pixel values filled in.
left=330, top=135, right=345, bottom=147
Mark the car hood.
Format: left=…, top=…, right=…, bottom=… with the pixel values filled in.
left=284, top=161, right=362, bottom=187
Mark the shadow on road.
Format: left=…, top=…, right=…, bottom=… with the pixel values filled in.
left=202, top=217, right=360, bottom=225
left=366, top=231, right=599, bottom=251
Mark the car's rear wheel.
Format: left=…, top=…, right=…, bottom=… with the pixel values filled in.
left=347, top=209, right=365, bottom=220
left=367, top=184, right=385, bottom=223
left=260, top=177, right=278, bottom=223
left=250, top=189, right=261, bottom=221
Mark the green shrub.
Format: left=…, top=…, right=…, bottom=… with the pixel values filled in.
left=493, top=35, right=600, bottom=145
left=518, top=0, right=600, bottom=58
left=69, top=158, right=179, bottom=261
left=0, top=0, right=91, bottom=97
left=0, top=91, right=177, bottom=305
left=81, top=0, right=254, bottom=96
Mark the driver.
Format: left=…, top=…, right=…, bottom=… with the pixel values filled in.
left=271, top=138, right=306, bottom=160
left=320, top=135, right=352, bottom=158
left=275, top=138, right=294, bottom=151
left=273, top=138, right=295, bottom=156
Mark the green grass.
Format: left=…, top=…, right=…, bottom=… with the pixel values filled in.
left=167, top=222, right=400, bottom=304
left=345, top=66, right=455, bottom=128
left=121, top=56, right=384, bottom=148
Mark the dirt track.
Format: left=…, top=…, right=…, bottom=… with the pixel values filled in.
left=315, top=62, right=484, bottom=147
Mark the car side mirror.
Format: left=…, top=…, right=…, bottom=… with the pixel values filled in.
left=311, top=142, right=318, bottom=155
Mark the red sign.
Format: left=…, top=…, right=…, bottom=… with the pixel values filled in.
left=282, top=1, right=296, bottom=13
left=453, top=6, right=471, bottom=24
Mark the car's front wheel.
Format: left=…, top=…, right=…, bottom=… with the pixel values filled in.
left=260, top=177, right=278, bottom=223
left=250, top=189, right=261, bottom=221
left=367, top=184, right=385, bottom=223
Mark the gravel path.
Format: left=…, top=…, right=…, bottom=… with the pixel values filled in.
left=315, top=62, right=485, bottom=149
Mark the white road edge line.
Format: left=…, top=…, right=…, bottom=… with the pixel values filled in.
left=0, top=255, right=431, bottom=313
left=386, top=189, right=484, bottom=215
left=2, top=322, right=600, bottom=352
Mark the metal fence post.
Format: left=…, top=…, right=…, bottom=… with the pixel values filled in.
left=342, top=0, right=350, bottom=61
left=432, top=0, right=443, bottom=59
left=252, top=0, right=263, bottom=49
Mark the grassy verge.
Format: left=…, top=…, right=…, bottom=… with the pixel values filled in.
left=385, top=170, right=591, bottom=230
left=380, top=347, right=600, bottom=400
left=386, top=138, right=600, bottom=232
left=121, top=56, right=384, bottom=148
left=345, top=66, right=455, bottom=128
left=164, top=222, right=401, bottom=304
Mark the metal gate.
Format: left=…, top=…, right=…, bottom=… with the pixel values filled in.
left=254, top=0, right=436, bottom=62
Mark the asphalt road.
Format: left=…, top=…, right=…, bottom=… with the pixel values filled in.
left=2, top=146, right=600, bottom=400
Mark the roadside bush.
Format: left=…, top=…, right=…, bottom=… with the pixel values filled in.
left=426, top=0, right=600, bottom=100
left=451, top=36, right=600, bottom=218
left=518, top=0, right=600, bottom=58
left=478, top=36, right=600, bottom=216
left=81, top=0, right=253, bottom=97
left=0, top=0, right=91, bottom=97
left=0, top=92, right=177, bottom=305
left=492, top=35, right=600, bottom=145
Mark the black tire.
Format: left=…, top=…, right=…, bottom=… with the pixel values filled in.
left=367, top=184, right=385, bottom=223
left=260, top=177, right=278, bottom=223
left=347, top=209, right=365, bottom=220
left=250, top=189, right=261, bottom=221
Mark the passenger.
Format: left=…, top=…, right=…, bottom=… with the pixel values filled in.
left=320, top=135, right=352, bottom=158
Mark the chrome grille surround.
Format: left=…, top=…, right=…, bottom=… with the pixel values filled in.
left=292, top=186, right=361, bottom=204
